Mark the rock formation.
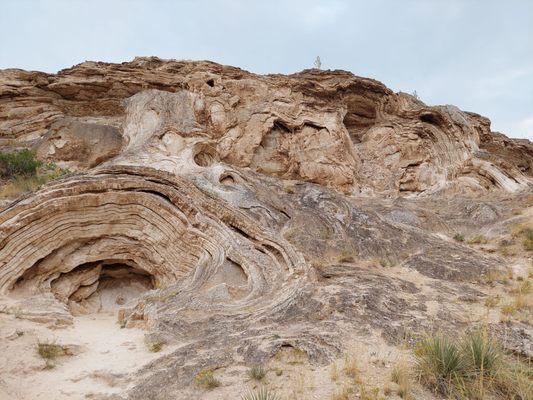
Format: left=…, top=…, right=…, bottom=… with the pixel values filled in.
left=0, top=58, right=531, bottom=400
left=1, top=57, right=531, bottom=195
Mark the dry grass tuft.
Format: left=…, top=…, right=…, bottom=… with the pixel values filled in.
left=468, top=234, right=488, bottom=245
left=342, top=352, right=358, bottom=378
left=329, top=361, right=339, bottom=382
left=512, top=224, right=533, bottom=251
left=36, top=340, right=70, bottom=368
left=247, top=364, right=266, bottom=381
left=391, top=361, right=412, bottom=399
left=195, top=367, right=221, bottom=390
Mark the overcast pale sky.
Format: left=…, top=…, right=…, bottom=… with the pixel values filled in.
left=1, top=0, right=532, bottom=139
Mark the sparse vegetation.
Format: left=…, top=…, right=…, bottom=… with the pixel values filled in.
left=378, top=259, right=392, bottom=268
left=0, top=155, right=70, bottom=199
left=337, top=247, right=357, bottom=263
left=330, top=386, right=351, bottom=400
left=275, top=345, right=307, bottom=365
left=342, top=352, right=359, bottom=378
left=247, top=364, right=266, bottom=381
left=500, top=277, right=532, bottom=321
left=391, top=361, right=412, bottom=399
left=512, top=224, right=533, bottom=251
left=330, top=362, right=339, bottom=381
left=241, top=387, right=280, bottom=400
left=36, top=340, right=70, bottom=368
left=358, top=384, right=384, bottom=400
left=453, top=233, right=465, bottom=242
left=194, top=367, right=221, bottom=390
left=415, top=334, right=467, bottom=396
left=482, top=269, right=510, bottom=285
left=414, top=330, right=533, bottom=399
left=0, top=149, right=41, bottom=178
left=145, top=340, right=164, bottom=352
left=484, top=295, right=500, bottom=308
left=468, top=234, right=488, bottom=245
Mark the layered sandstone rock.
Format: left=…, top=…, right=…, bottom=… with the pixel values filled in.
left=1, top=57, right=530, bottom=194
left=0, top=58, right=531, bottom=399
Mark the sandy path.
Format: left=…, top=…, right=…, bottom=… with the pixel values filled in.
left=0, top=313, right=171, bottom=400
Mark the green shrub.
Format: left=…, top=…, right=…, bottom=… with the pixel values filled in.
left=241, top=387, right=280, bottom=400
left=0, top=149, right=41, bottom=178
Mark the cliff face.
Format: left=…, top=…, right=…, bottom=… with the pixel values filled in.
left=1, top=57, right=531, bottom=196
left=0, top=58, right=531, bottom=400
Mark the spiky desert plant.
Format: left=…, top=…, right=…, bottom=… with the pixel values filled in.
left=241, top=387, right=280, bottom=400
left=461, top=330, right=501, bottom=377
left=414, top=334, right=467, bottom=395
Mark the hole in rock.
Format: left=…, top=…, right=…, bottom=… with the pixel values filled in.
left=51, top=262, right=155, bottom=315
left=219, top=173, right=236, bottom=185
left=206, top=79, right=215, bottom=87
left=419, top=112, right=444, bottom=126
left=193, top=144, right=218, bottom=167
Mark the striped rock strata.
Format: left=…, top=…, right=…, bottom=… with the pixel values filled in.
left=0, top=59, right=531, bottom=399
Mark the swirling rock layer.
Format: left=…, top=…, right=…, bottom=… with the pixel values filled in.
left=1, top=57, right=531, bottom=195
left=0, top=59, right=531, bottom=399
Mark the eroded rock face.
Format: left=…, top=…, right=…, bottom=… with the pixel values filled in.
left=0, top=59, right=531, bottom=399
left=1, top=57, right=530, bottom=194
left=36, top=118, right=123, bottom=169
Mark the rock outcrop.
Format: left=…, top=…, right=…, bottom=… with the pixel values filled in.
left=1, top=57, right=531, bottom=195
left=0, top=58, right=531, bottom=400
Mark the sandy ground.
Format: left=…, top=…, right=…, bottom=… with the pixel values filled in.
left=0, top=312, right=173, bottom=400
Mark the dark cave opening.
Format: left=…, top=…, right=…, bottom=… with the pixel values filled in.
left=62, top=262, right=155, bottom=314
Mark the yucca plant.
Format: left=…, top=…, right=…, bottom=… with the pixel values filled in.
left=461, top=330, right=501, bottom=377
left=414, top=334, right=467, bottom=395
left=241, top=387, right=280, bottom=400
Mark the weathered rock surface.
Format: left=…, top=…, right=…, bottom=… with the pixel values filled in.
left=0, top=58, right=531, bottom=399
left=1, top=57, right=531, bottom=193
